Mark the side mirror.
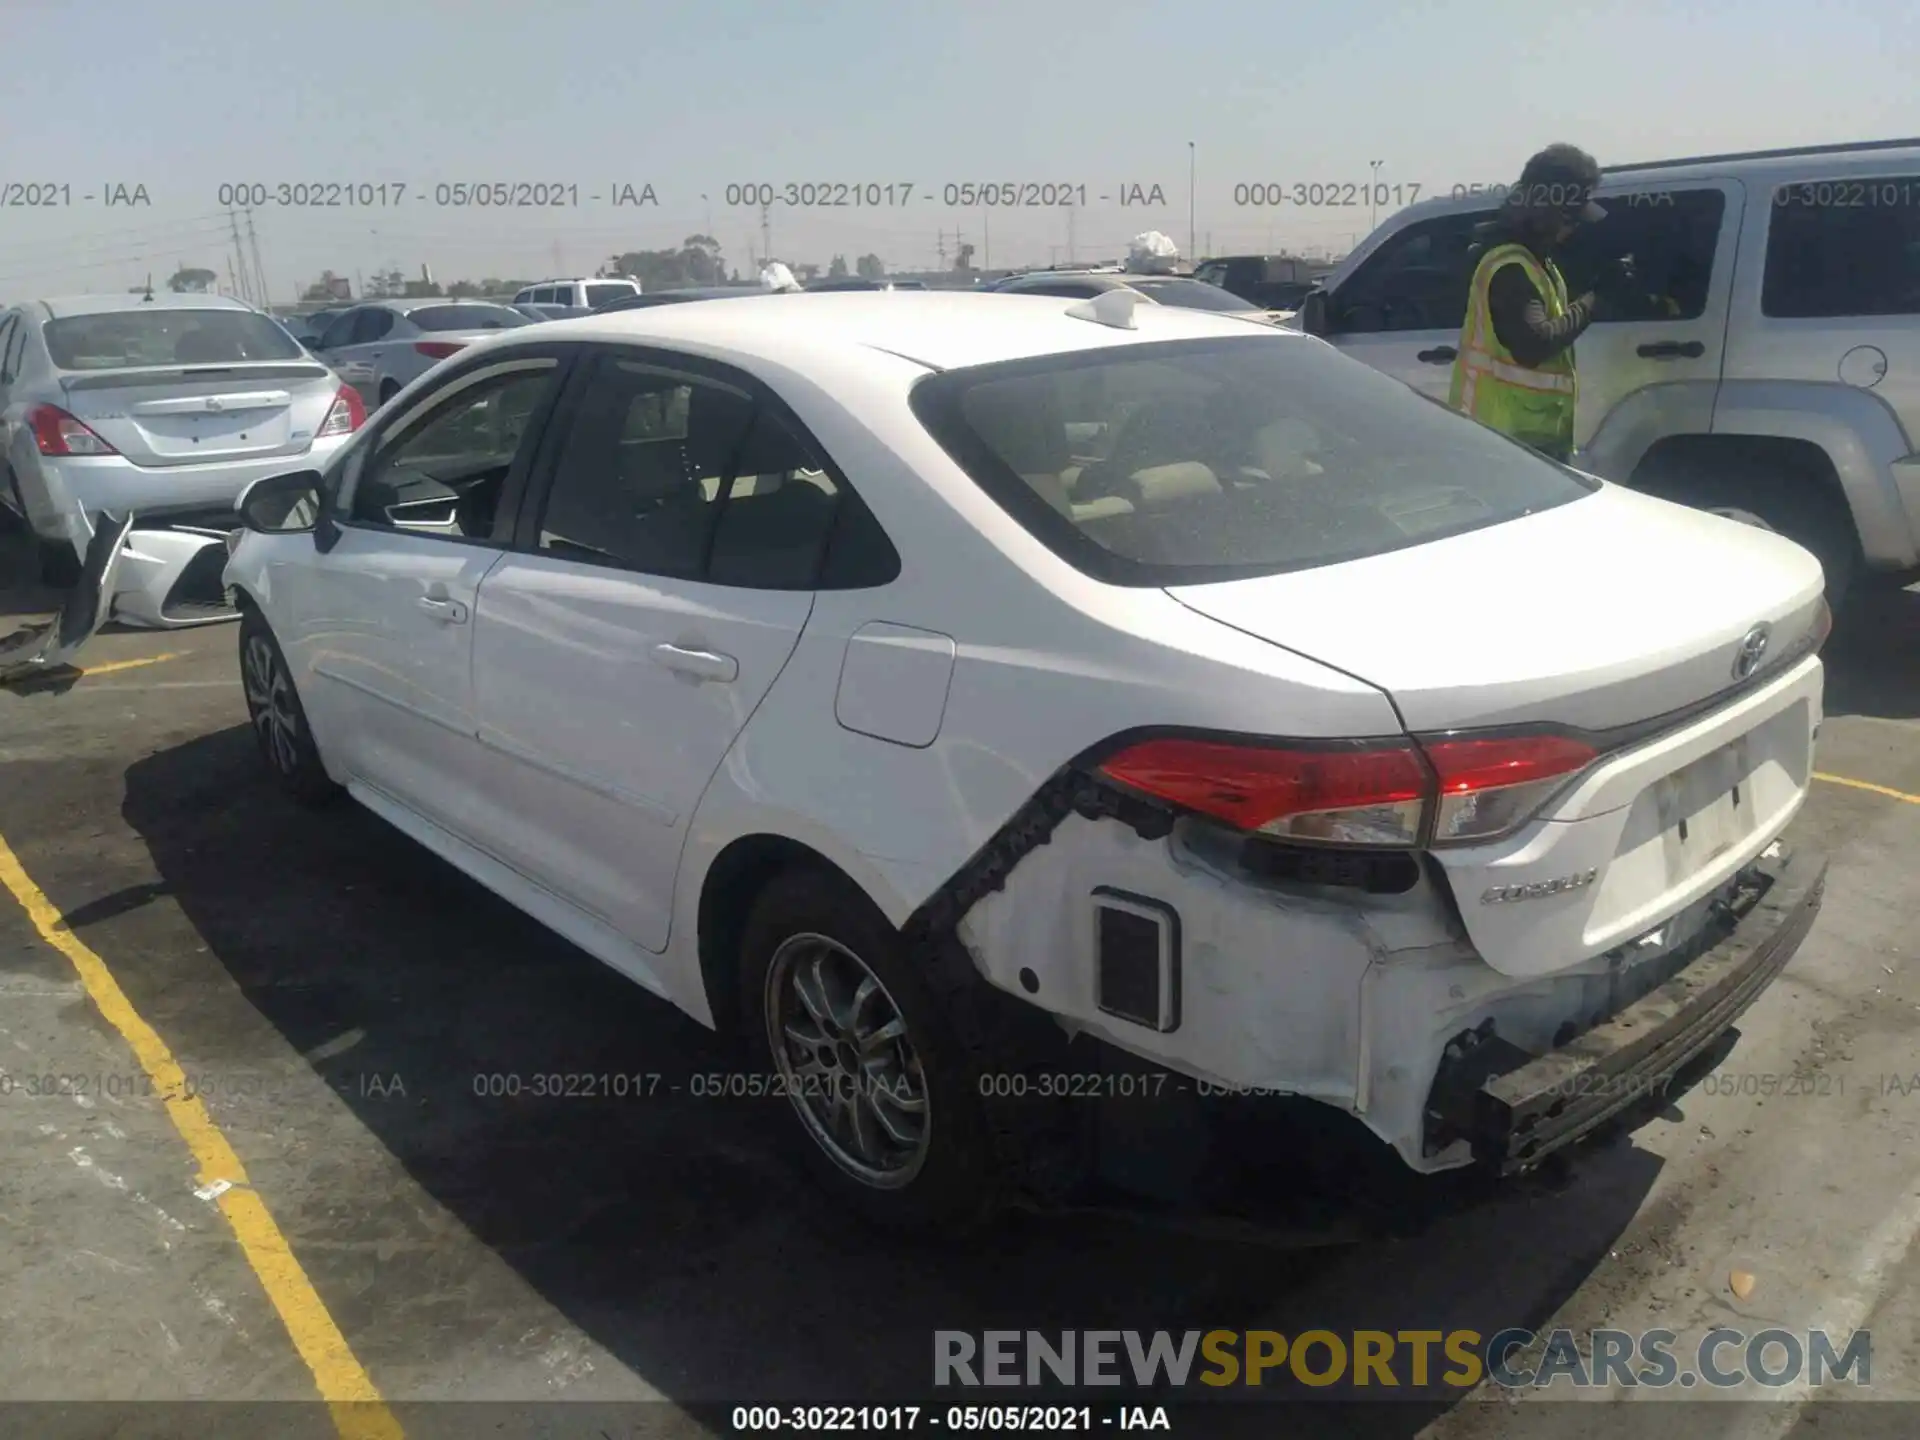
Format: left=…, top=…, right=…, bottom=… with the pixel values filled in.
left=1298, top=288, right=1331, bottom=337
left=237, top=470, right=324, bottom=534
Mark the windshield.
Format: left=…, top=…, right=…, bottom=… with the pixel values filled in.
left=43, top=309, right=308, bottom=369
left=910, top=335, right=1596, bottom=585
left=1127, top=278, right=1263, bottom=312
left=406, top=304, right=531, bottom=332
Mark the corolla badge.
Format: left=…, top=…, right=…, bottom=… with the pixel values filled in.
left=1482, top=869, right=1598, bottom=904
left=1732, top=623, right=1771, bottom=681
left=205, top=397, right=224, bottom=412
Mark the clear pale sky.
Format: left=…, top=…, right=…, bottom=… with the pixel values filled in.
left=4, top=0, right=1917, bottom=299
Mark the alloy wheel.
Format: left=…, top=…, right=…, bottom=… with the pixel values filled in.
left=765, top=932, right=931, bottom=1188
left=242, top=634, right=301, bottom=776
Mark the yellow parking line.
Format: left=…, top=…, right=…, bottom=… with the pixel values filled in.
left=1814, top=771, right=1920, bottom=806
left=79, top=651, right=187, bottom=678
left=0, top=833, right=402, bottom=1440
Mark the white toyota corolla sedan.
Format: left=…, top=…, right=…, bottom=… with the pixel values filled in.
left=225, top=289, right=1831, bottom=1233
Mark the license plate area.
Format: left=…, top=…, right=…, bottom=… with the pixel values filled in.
left=1652, top=735, right=1760, bottom=871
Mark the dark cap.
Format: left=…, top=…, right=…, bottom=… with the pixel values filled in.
left=1506, top=143, right=1607, bottom=223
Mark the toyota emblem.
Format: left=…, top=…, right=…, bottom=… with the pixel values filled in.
left=206, top=397, right=224, bottom=412
left=1733, top=623, right=1771, bottom=680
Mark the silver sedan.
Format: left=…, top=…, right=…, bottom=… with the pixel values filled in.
left=310, top=300, right=532, bottom=410
left=0, top=292, right=362, bottom=584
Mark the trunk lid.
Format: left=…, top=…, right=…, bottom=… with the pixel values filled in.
left=1166, top=484, right=1825, bottom=735
left=60, top=363, right=338, bottom=469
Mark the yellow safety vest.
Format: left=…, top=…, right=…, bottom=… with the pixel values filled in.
left=1449, top=243, right=1577, bottom=460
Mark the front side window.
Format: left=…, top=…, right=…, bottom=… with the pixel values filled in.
left=1557, top=187, right=1725, bottom=322
left=1762, top=175, right=1920, bottom=318
left=1126, top=278, right=1263, bottom=313
left=1331, top=211, right=1493, bottom=334
left=346, top=362, right=558, bottom=537
left=911, top=335, right=1596, bottom=586
left=351, top=309, right=395, bottom=344
left=42, top=309, right=306, bottom=369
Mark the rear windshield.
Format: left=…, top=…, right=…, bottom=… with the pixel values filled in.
left=1127, top=278, right=1262, bottom=312
left=585, top=282, right=637, bottom=307
left=43, top=309, right=307, bottom=370
left=407, top=304, right=530, bottom=332
left=910, top=336, right=1596, bottom=585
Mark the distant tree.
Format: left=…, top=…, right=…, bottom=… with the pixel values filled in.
left=794, top=262, right=821, bottom=282
left=828, top=254, right=849, bottom=279
left=167, top=266, right=217, bottom=293
left=401, top=279, right=444, bottom=298
left=445, top=279, right=481, bottom=299
left=855, top=253, right=886, bottom=279
left=953, top=243, right=975, bottom=274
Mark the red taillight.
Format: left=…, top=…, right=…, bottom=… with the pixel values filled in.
left=1098, top=737, right=1431, bottom=847
left=414, top=341, right=466, bottom=359
left=27, top=404, right=118, bottom=457
left=1421, top=734, right=1598, bottom=843
left=318, top=384, right=366, bottom=436
left=1096, top=730, right=1600, bottom=848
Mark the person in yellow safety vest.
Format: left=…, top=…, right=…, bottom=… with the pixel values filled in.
left=1450, top=144, right=1638, bottom=464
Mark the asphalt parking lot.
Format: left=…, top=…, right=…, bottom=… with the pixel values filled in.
left=3, top=520, right=1919, bottom=1439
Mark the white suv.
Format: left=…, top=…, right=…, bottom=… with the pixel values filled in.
left=511, top=278, right=641, bottom=310
left=225, top=291, right=1830, bottom=1233
left=1299, top=137, right=1920, bottom=599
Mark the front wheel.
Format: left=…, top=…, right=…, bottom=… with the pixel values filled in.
left=239, top=609, right=339, bottom=806
left=739, top=868, right=1003, bottom=1235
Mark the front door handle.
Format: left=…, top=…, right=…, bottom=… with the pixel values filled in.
left=1417, top=346, right=1458, bottom=364
left=653, top=643, right=738, bottom=683
left=1637, top=340, right=1705, bottom=359
left=417, top=596, right=469, bottom=624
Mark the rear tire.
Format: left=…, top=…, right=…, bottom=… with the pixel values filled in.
left=238, top=608, right=340, bottom=807
left=739, top=867, right=1004, bottom=1236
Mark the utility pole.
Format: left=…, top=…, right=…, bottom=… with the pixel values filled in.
left=936, top=229, right=947, bottom=269
left=1188, top=141, right=1197, bottom=262
left=225, top=257, right=239, bottom=298
left=1369, top=159, right=1384, bottom=231
left=1066, top=205, right=1077, bottom=265
left=227, top=209, right=254, bottom=305
left=759, top=202, right=772, bottom=266
left=245, top=209, right=269, bottom=307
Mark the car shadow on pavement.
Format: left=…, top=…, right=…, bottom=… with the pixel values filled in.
left=117, top=726, right=1667, bottom=1429
left=1825, top=583, right=1920, bottom=722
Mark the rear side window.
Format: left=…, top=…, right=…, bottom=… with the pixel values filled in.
left=42, top=309, right=305, bottom=369
left=910, top=335, right=1595, bottom=586
left=408, top=305, right=530, bottom=332
left=585, top=283, right=635, bottom=307
left=1762, top=176, right=1920, bottom=318
left=350, top=309, right=394, bottom=344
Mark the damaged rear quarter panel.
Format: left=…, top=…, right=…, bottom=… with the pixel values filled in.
left=953, top=810, right=1469, bottom=1106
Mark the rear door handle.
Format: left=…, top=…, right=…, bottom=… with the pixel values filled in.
left=653, top=643, right=738, bottom=682
left=1637, top=340, right=1705, bottom=359
left=417, top=596, right=469, bottom=624
left=1417, top=346, right=1457, bottom=364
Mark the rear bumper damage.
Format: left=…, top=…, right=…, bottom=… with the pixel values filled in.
left=1425, top=836, right=1826, bottom=1173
